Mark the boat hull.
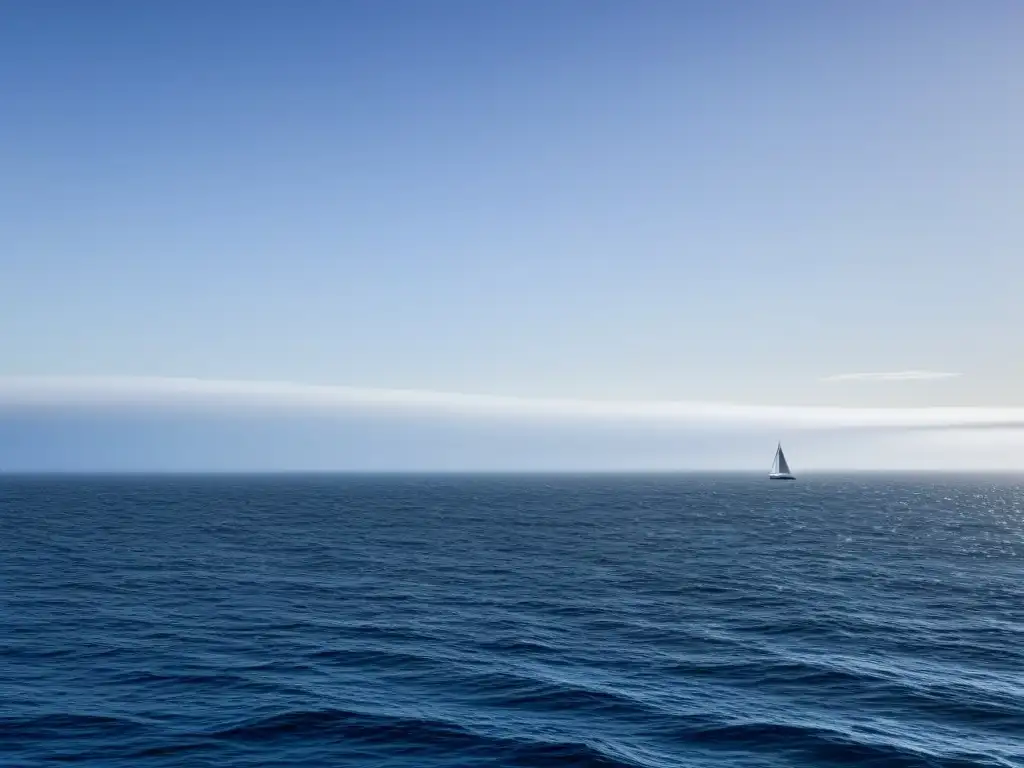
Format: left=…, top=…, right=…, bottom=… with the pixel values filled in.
left=769, top=473, right=795, bottom=480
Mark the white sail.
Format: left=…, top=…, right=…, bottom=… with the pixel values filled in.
left=776, top=445, right=790, bottom=475
left=770, top=443, right=794, bottom=479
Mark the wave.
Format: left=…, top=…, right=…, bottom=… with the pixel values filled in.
left=0, top=712, right=148, bottom=740
left=678, top=720, right=1005, bottom=768
left=208, top=707, right=643, bottom=766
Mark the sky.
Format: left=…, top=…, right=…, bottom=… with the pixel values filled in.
left=2, top=1, right=1023, bottom=471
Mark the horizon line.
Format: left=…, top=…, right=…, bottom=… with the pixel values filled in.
left=2, top=469, right=1022, bottom=477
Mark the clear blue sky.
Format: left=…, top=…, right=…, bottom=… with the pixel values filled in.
left=2, top=1, right=1022, bottom=470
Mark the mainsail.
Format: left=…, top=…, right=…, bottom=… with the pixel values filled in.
left=775, top=444, right=791, bottom=475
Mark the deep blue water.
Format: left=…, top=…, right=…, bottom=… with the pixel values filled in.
left=2, top=474, right=1022, bottom=767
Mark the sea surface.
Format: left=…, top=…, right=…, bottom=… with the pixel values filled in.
left=2, top=474, right=1022, bottom=767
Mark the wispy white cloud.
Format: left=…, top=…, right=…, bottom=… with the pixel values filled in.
left=0, top=375, right=1021, bottom=432
left=821, top=370, right=962, bottom=382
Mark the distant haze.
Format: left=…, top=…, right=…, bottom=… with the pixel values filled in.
left=0, top=376, right=1022, bottom=472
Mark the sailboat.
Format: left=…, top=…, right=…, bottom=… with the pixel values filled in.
left=769, top=442, right=795, bottom=480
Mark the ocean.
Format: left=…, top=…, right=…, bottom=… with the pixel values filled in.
left=1, top=474, right=1021, bottom=767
